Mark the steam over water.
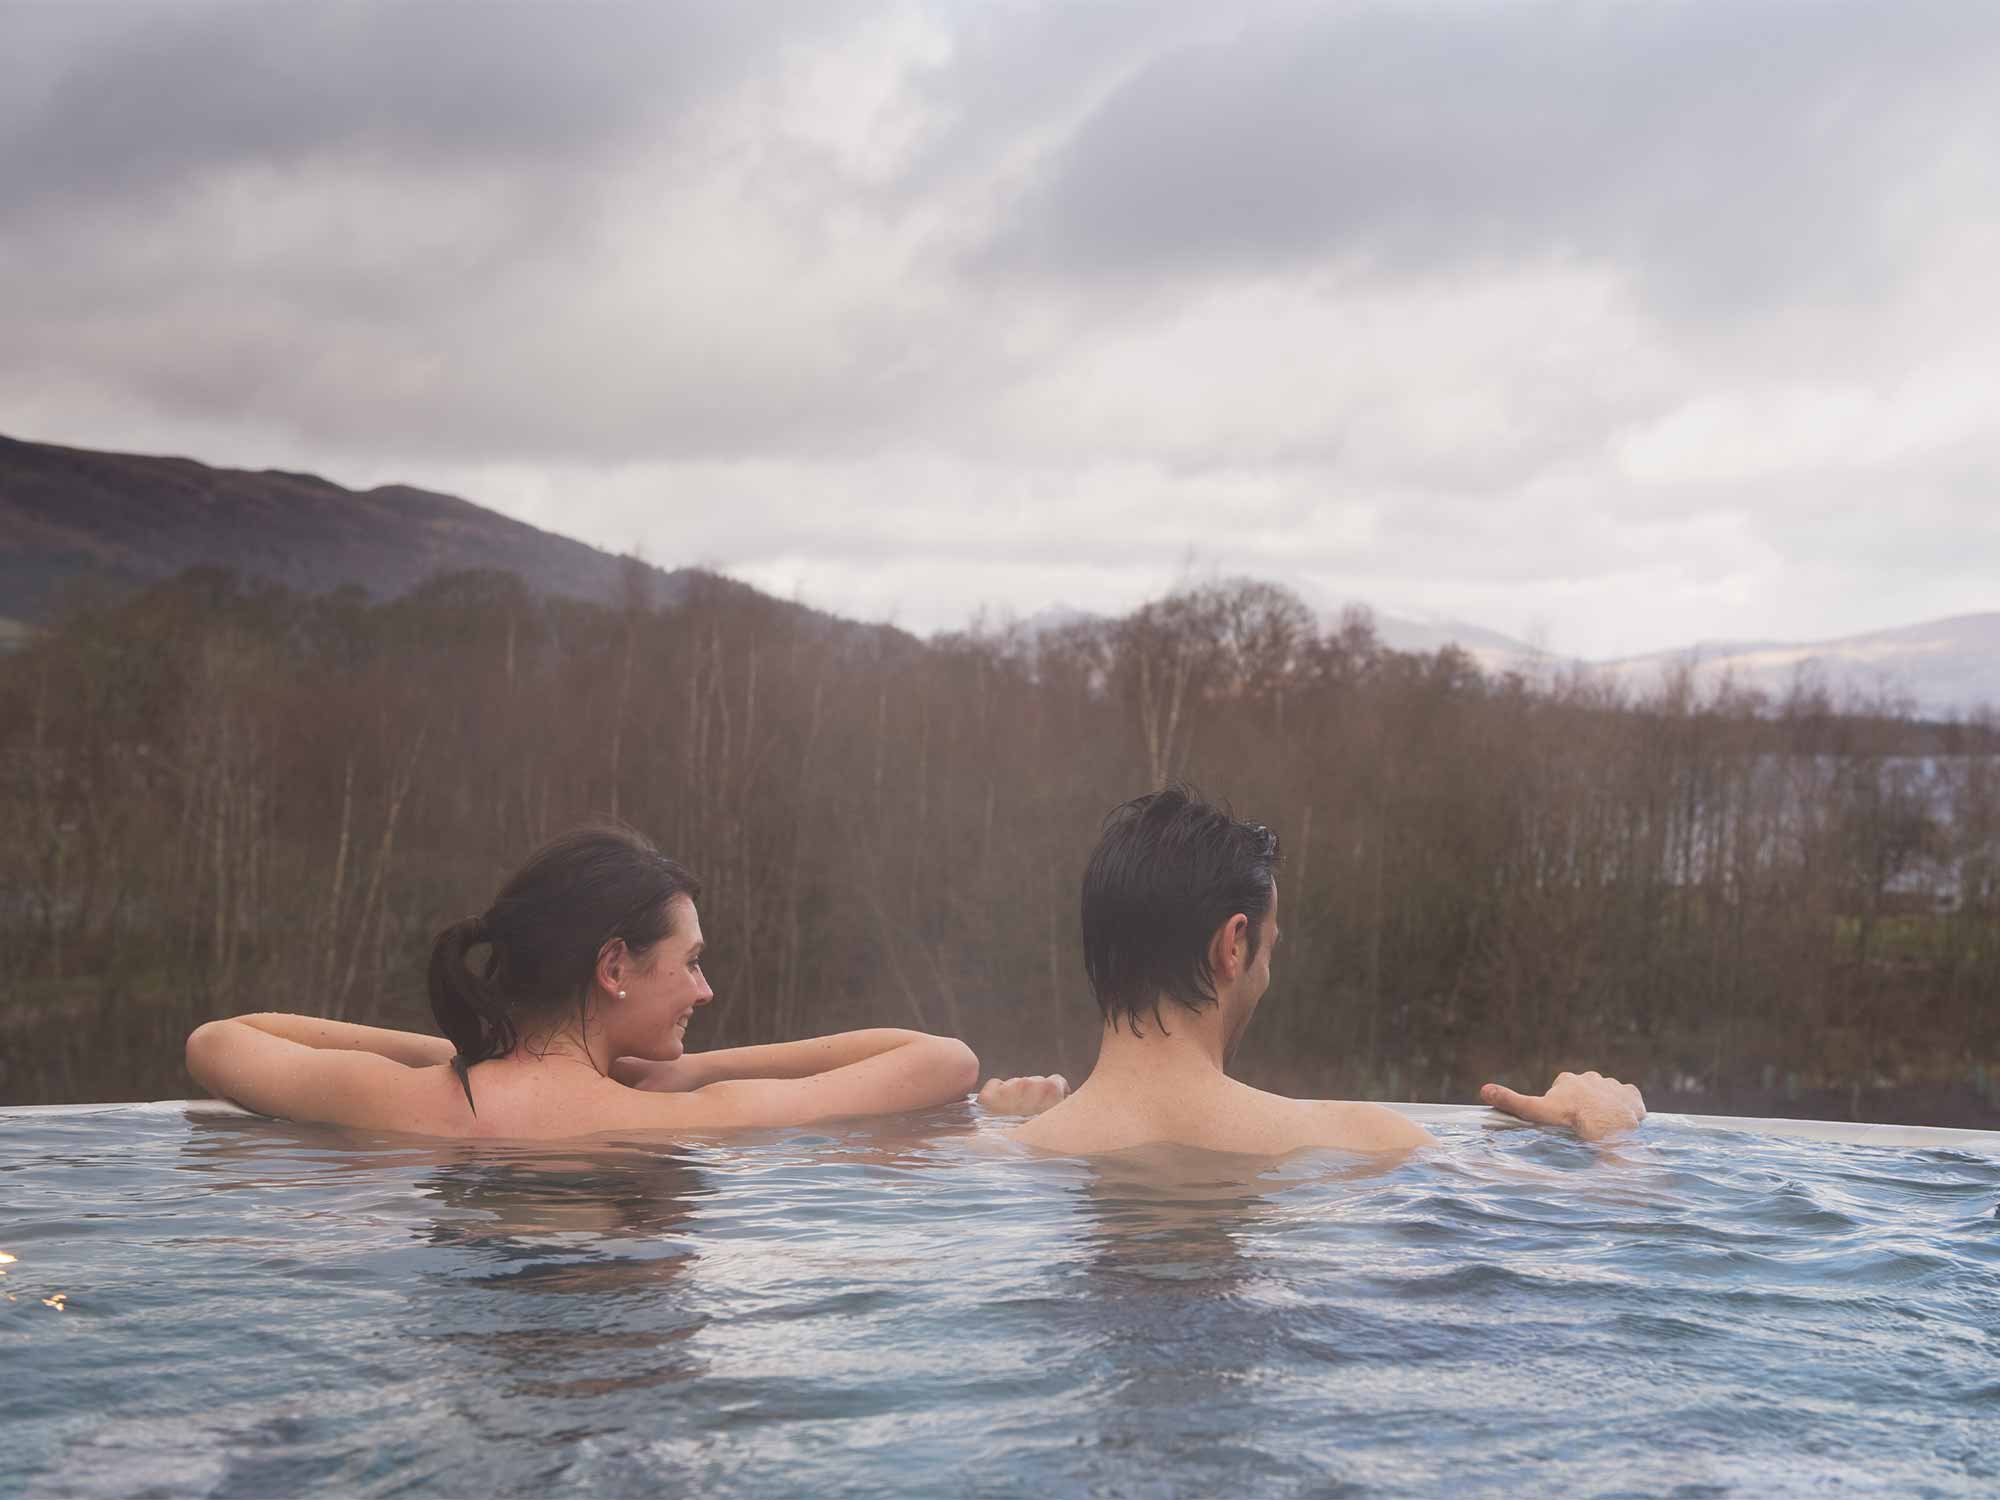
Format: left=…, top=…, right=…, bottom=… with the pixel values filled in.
left=3, top=1105, right=1996, bottom=1497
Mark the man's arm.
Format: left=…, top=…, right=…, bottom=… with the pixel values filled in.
left=1481, top=1071, right=1646, bottom=1140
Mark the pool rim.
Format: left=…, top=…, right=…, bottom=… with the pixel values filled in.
left=2, top=1098, right=1995, bottom=1151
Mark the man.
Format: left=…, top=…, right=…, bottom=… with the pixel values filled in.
left=979, top=786, right=1644, bottom=1153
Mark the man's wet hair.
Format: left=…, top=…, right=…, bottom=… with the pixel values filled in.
left=1080, top=784, right=1280, bottom=1034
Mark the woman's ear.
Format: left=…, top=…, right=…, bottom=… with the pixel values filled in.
left=595, top=938, right=626, bottom=996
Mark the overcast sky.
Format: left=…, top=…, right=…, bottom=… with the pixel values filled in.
left=7, top=0, right=1998, bottom=657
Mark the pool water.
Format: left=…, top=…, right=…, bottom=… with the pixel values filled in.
left=3, top=1104, right=1997, bottom=1497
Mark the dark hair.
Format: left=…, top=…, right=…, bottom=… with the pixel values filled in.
left=1080, top=784, right=1280, bottom=1034
left=427, top=824, right=700, bottom=1109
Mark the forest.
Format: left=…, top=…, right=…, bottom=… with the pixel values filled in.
left=4, top=566, right=1997, bottom=1122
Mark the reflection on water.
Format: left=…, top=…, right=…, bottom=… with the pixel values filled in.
left=173, top=1114, right=719, bottom=1410
left=1072, top=1144, right=1402, bottom=1286
left=5, top=1104, right=1998, bottom=1499
left=1075, top=1149, right=1273, bottom=1283
left=413, top=1152, right=712, bottom=1403
left=1050, top=1144, right=1420, bottom=1485
left=417, top=1151, right=705, bottom=1265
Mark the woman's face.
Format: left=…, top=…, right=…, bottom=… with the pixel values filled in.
left=610, top=895, right=715, bottom=1059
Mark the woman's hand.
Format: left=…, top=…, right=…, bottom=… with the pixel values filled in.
left=976, top=1075, right=1069, bottom=1116
left=1481, top=1071, right=1646, bottom=1140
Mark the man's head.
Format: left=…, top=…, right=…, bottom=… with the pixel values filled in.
left=1080, top=785, right=1281, bottom=1042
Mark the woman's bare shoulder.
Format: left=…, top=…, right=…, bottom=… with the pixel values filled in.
left=328, top=1058, right=486, bottom=1136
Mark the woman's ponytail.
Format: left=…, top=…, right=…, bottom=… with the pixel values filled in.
left=426, top=824, right=701, bottom=1113
left=427, top=914, right=514, bottom=1112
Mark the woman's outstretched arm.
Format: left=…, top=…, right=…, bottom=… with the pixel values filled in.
left=184, top=1015, right=440, bottom=1124
left=652, top=1035, right=978, bottom=1129
left=615, top=1030, right=960, bottom=1092
left=197, top=1013, right=456, bottom=1067
left=612, top=1030, right=980, bottom=1127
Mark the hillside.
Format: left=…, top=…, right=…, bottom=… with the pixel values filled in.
left=7, top=432, right=1993, bottom=714
left=0, top=433, right=747, bottom=625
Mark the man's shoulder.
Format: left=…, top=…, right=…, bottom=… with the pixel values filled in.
left=1291, top=1097, right=1436, bottom=1153
left=995, top=1084, right=1435, bottom=1157
left=1005, top=1096, right=1108, bottom=1153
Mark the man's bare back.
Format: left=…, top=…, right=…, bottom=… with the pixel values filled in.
left=980, top=788, right=1644, bottom=1157
left=1008, top=1066, right=1432, bottom=1156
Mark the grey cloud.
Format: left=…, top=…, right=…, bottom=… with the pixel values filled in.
left=0, top=0, right=932, bottom=464
left=0, top=0, right=1995, bottom=661
left=883, top=2, right=1208, bottom=203
left=985, top=0, right=2000, bottom=317
left=2, top=2, right=818, bottom=211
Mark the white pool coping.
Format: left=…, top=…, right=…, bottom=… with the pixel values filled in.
left=1, top=1097, right=1996, bottom=1151
left=1382, top=1101, right=2000, bottom=1152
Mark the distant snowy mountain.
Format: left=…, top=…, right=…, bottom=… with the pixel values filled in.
left=1287, top=580, right=1553, bottom=678
left=1358, top=615, right=1549, bottom=677
left=1592, top=614, right=2000, bottom=718
left=1007, top=595, right=1998, bottom=719
left=1337, top=607, right=1999, bottom=717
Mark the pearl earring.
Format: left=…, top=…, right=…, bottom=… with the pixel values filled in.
left=617, top=988, right=627, bottom=1000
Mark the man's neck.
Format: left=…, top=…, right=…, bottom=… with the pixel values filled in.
left=1008, top=1006, right=1242, bottom=1152
left=1088, top=1008, right=1232, bottom=1082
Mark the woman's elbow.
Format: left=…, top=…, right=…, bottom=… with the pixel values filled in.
left=184, top=1020, right=230, bottom=1091
left=928, top=1035, right=979, bottom=1098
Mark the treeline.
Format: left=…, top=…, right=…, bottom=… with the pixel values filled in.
left=3, top=567, right=1997, bottom=1119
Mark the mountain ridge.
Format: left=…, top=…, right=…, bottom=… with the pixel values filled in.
left=4, top=431, right=1992, bottom=713
left=0, top=432, right=765, bottom=627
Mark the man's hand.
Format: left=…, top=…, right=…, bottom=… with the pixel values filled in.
left=976, top=1075, right=1069, bottom=1116
left=1481, top=1071, right=1646, bottom=1141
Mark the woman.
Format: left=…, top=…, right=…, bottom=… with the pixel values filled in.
left=184, top=825, right=979, bottom=1138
